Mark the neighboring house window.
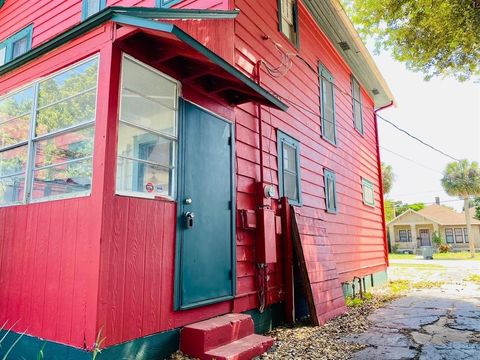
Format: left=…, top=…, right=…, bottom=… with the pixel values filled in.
left=454, top=228, right=464, bottom=243
left=324, top=169, right=337, bottom=213
left=0, top=25, right=33, bottom=66
left=398, top=230, right=412, bottom=242
left=362, top=178, right=375, bottom=207
left=319, top=64, right=336, bottom=145
left=116, top=55, right=179, bottom=199
left=352, top=76, right=363, bottom=134
left=445, top=228, right=454, bottom=243
left=0, top=56, right=99, bottom=206
left=82, top=0, right=106, bottom=19
left=157, top=0, right=183, bottom=7
left=463, top=228, right=469, bottom=243
left=278, top=0, right=299, bottom=46
left=278, top=131, right=301, bottom=205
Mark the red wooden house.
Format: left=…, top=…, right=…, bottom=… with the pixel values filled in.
left=0, top=0, right=393, bottom=358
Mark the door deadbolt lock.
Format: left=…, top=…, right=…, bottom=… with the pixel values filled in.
left=185, top=212, right=195, bottom=229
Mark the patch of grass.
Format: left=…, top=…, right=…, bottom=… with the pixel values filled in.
left=388, top=253, right=417, bottom=260
left=345, top=293, right=373, bottom=308
left=388, top=280, right=412, bottom=294
left=412, top=280, right=445, bottom=289
left=390, top=263, right=446, bottom=269
left=464, top=274, right=480, bottom=284
left=433, top=252, right=480, bottom=260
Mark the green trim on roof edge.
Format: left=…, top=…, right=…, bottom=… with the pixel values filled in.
left=0, top=6, right=239, bottom=77
left=0, top=6, right=286, bottom=111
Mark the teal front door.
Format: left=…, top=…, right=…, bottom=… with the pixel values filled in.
left=176, top=101, right=234, bottom=310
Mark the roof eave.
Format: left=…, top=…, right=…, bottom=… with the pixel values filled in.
left=303, top=0, right=395, bottom=108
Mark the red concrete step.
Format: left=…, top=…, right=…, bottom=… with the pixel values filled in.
left=204, top=334, right=274, bottom=360
left=180, top=313, right=255, bottom=358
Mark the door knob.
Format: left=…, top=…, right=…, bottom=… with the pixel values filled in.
left=185, top=212, right=195, bottom=229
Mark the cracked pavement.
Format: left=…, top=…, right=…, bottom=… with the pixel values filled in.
left=343, top=259, right=480, bottom=359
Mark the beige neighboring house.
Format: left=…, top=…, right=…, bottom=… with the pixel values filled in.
left=388, top=204, right=480, bottom=253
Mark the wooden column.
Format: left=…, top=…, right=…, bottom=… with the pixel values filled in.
left=411, top=224, right=418, bottom=254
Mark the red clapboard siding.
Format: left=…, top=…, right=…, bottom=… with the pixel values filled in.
left=231, top=0, right=387, bottom=309
left=0, top=25, right=114, bottom=350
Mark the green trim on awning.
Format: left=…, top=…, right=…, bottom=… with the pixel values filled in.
left=112, top=14, right=288, bottom=111
left=0, top=6, right=287, bottom=111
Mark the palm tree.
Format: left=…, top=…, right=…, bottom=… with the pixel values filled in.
left=381, top=162, right=395, bottom=196
left=441, top=160, right=480, bottom=257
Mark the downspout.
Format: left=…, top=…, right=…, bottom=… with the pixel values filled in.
left=374, top=100, right=394, bottom=267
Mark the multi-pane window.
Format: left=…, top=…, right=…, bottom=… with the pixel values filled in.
left=352, top=77, right=363, bottom=134
left=0, top=25, right=33, bottom=66
left=320, top=65, right=336, bottom=144
left=278, top=131, right=301, bottom=205
left=82, top=0, right=106, bottom=19
left=398, top=229, right=412, bottom=242
left=362, top=178, right=375, bottom=207
left=454, top=228, right=464, bottom=243
left=447, top=227, right=469, bottom=243
left=278, top=0, right=298, bottom=45
left=445, top=228, right=454, bottom=243
left=116, top=55, right=179, bottom=199
left=0, top=57, right=99, bottom=206
left=324, top=169, right=337, bottom=213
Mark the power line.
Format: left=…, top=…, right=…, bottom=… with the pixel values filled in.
left=376, top=114, right=461, bottom=162
left=267, top=51, right=462, bottom=164
left=380, top=146, right=442, bottom=174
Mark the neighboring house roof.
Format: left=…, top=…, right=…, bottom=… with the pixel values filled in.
left=304, top=0, right=394, bottom=108
left=417, top=204, right=480, bottom=226
left=388, top=204, right=480, bottom=226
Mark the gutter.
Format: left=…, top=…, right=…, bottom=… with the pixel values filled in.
left=374, top=101, right=394, bottom=266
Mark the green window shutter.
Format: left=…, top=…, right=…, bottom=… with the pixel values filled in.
left=324, top=169, right=337, bottom=213
left=319, top=64, right=337, bottom=145
left=352, top=76, right=364, bottom=134
left=361, top=178, right=375, bottom=207
left=82, top=0, right=106, bottom=20
left=277, top=130, right=302, bottom=206
left=157, top=0, right=183, bottom=8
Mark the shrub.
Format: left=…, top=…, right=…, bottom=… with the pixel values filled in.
left=431, top=231, right=444, bottom=247
left=438, top=244, right=451, bottom=253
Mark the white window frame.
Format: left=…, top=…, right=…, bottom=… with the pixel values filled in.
left=0, top=55, right=100, bottom=207
left=115, top=53, right=181, bottom=201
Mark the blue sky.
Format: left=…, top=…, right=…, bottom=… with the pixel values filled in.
left=371, top=50, right=480, bottom=211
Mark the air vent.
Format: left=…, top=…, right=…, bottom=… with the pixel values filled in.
left=338, top=41, right=350, bottom=51
left=372, top=88, right=380, bottom=95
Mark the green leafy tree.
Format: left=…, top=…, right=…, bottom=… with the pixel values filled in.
left=344, top=0, right=480, bottom=81
left=381, top=162, right=395, bottom=195
left=396, top=202, right=425, bottom=216
left=441, top=160, right=480, bottom=257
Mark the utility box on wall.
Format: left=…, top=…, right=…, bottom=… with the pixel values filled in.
left=256, top=208, right=277, bottom=264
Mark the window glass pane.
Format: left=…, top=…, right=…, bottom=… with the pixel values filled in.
left=117, top=56, right=178, bottom=198
left=321, top=78, right=335, bottom=142
left=0, top=146, right=28, bottom=177
left=325, top=174, right=336, bottom=212
left=0, top=47, right=6, bottom=66
left=463, top=228, right=469, bottom=243
left=284, top=171, right=297, bottom=200
left=34, top=126, right=94, bottom=168
left=121, top=58, right=177, bottom=136
left=116, top=158, right=172, bottom=197
left=280, top=0, right=296, bottom=42
left=0, top=174, right=25, bottom=204
left=354, top=101, right=362, bottom=129
left=117, top=124, right=174, bottom=168
left=454, top=228, right=463, bottom=243
left=399, top=230, right=407, bottom=242
left=353, top=80, right=361, bottom=100
left=36, top=59, right=98, bottom=135
left=86, top=0, right=101, bottom=17
left=12, top=37, right=28, bottom=59
left=0, top=86, right=34, bottom=147
left=445, top=228, right=454, bottom=243
left=323, top=120, right=334, bottom=142
left=283, top=143, right=296, bottom=173
left=31, top=158, right=92, bottom=200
